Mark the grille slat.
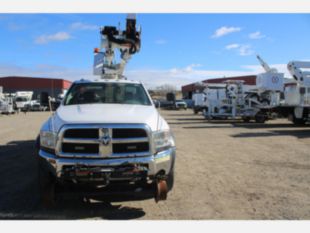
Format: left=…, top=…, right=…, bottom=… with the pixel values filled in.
left=62, top=143, right=99, bottom=154
left=112, top=128, right=147, bottom=138
left=113, top=142, right=149, bottom=154
left=64, top=129, right=99, bottom=139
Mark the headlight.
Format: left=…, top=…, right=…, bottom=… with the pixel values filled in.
left=152, top=130, right=175, bottom=154
left=40, top=131, right=57, bottom=149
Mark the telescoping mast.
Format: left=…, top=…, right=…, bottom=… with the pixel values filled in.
left=93, top=14, right=141, bottom=80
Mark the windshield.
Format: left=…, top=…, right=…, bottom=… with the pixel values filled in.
left=64, top=82, right=152, bottom=106
left=15, top=97, right=28, bottom=102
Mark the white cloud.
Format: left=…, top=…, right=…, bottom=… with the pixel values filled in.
left=239, top=45, right=254, bottom=56
left=154, top=39, right=167, bottom=45
left=211, top=26, right=241, bottom=38
left=249, top=31, right=266, bottom=39
left=242, top=63, right=291, bottom=77
left=225, top=43, right=240, bottom=50
left=225, top=43, right=254, bottom=56
left=71, top=22, right=98, bottom=30
left=35, top=32, right=72, bottom=44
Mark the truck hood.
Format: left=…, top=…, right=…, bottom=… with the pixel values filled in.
left=51, top=104, right=167, bottom=132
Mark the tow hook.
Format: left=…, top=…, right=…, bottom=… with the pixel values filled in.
left=154, top=179, right=168, bottom=203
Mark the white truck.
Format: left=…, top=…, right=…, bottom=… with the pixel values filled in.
left=14, top=91, right=33, bottom=111
left=192, top=92, right=207, bottom=114
left=202, top=56, right=284, bottom=123
left=0, top=95, right=15, bottom=114
left=253, top=57, right=310, bottom=125
left=36, top=15, right=176, bottom=205
left=203, top=81, right=268, bottom=122
left=274, top=61, right=310, bottom=124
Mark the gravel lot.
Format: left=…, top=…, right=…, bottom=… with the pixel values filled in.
left=0, top=110, right=310, bottom=219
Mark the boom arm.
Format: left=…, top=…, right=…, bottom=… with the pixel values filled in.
left=256, top=55, right=278, bottom=73
left=93, top=14, right=141, bottom=79
left=287, top=61, right=310, bottom=85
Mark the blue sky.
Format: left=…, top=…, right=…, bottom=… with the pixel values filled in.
left=0, top=14, right=310, bottom=89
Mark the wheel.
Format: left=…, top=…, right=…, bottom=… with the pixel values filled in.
left=38, top=156, right=56, bottom=207
left=243, top=117, right=251, bottom=123
left=292, top=116, right=306, bottom=125
left=166, top=163, right=175, bottom=191
left=255, top=114, right=266, bottom=123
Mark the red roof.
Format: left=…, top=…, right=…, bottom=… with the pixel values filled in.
left=182, top=75, right=256, bottom=92
left=0, top=76, right=72, bottom=90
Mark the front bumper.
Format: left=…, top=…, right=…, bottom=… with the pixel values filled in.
left=38, top=147, right=176, bottom=180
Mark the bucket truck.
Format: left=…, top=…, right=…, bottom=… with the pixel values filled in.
left=203, top=80, right=268, bottom=122
left=276, top=61, right=310, bottom=124
left=36, top=14, right=175, bottom=206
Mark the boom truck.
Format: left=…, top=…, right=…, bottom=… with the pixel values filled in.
left=250, top=56, right=310, bottom=125
left=202, top=56, right=284, bottom=123
left=36, top=14, right=175, bottom=205
left=276, top=61, right=310, bottom=124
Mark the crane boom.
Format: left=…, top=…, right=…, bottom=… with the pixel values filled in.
left=93, top=14, right=141, bottom=79
left=256, top=55, right=278, bottom=73
left=287, top=61, right=310, bottom=85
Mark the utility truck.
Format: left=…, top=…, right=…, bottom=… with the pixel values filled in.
left=203, top=81, right=270, bottom=122
left=275, top=61, right=310, bottom=124
left=202, top=55, right=284, bottom=123
left=251, top=56, right=310, bottom=125
left=0, top=95, right=15, bottom=114
left=36, top=15, right=176, bottom=205
left=192, top=92, right=207, bottom=114
left=14, top=91, right=33, bottom=111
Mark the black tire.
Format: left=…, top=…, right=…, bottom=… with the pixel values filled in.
left=255, top=114, right=266, bottom=123
left=166, top=170, right=174, bottom=192
left=292, top=116, right=306, bottom=125
left=37, top=154, right=56, bottom=207
left=166, top=162, right=175, bottom=191
left=243, top=117, right=251, bottom=123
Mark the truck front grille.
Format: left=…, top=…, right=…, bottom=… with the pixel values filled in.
left=56, top=124, right=151, bottom=158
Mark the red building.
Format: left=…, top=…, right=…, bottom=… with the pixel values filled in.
left=0, top=76, right=72, bottom=98
left=182, top=75, right=257, bottom=99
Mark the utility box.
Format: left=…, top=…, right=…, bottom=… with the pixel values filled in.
left=256, top=73, right=284, bottom=92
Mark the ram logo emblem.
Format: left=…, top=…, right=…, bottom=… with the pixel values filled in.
left=100, top=128, right=111, bottom=146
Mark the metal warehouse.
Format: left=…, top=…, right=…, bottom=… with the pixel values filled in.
left=182, top=75, right=257, bottom=99
left=0, top=76, right=72, bottom=99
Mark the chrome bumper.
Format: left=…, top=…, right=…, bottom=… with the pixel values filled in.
left=39, top=147, right=176, bottom=179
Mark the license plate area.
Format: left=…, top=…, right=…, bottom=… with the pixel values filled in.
left=61, top=164, right=149, bottom=181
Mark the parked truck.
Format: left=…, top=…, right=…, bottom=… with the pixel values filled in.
left=14, top=91, right=33, bottom=111
left=36, top=15, right=176, bottom=205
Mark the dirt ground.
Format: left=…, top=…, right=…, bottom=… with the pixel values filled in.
left=0, top=110, right=310, bottom=220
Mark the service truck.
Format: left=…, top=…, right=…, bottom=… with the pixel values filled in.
left=36, top=15, right=176, bottom=205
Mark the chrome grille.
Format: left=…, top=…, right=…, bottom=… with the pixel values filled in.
left=56, top=124, right=151, bottom=158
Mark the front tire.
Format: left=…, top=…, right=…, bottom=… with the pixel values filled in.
left=166, top=163, right=175, bottom=191
left=292, top=115, right=306, bottom=125
left=38, top=156, right=56, bottom=207
left=255, top=113, right=267, bottom=123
